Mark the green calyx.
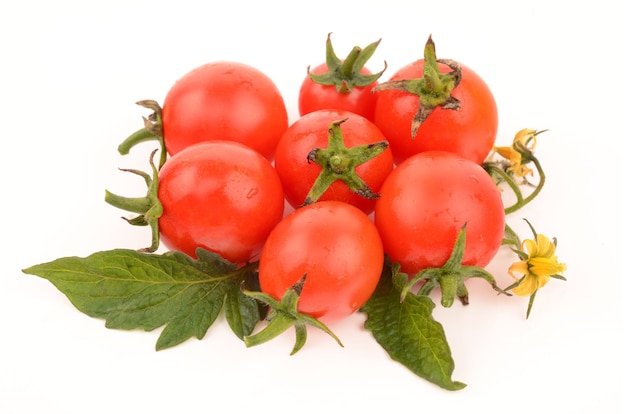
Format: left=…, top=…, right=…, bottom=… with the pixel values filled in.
left=308, top=32, right=387, bottom=94
left=117, top=100, right=167, bottom=169
left=400, top=225, right=510, bottom=308
left=303, top=118, right=388, bottom=206
left=372, top=35, right=462, bottom=137
left=242, top=274, right=344, bottom=355
left=104, top=149, right=163, bottom=252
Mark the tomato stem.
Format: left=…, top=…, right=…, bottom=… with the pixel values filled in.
left=484, top=152, right=546, bottom=215
left=400, top=226, right=509, bottom=308
left=372, top=35, right=462, bottom=137
left=504, top=152, right=546, bottom=214
left=242, top=274, right=343, bottom=355
left=117, top=100, right=167, bottom=169
left=307, top=33, right=387, bottom=94
left=303, top=118, right=388, bottom=206
left=104, top=149, right=163, bottom=252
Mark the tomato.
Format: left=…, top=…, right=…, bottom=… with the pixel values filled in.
left=374, top=52, right=498, bottom=165
left=274, top=109, right=393, bottom=215
left=374, top=151, right=505, bottom=275
left=258, top=201, right=384, bottom=323
left=298, top=34, right=386, bottom=122
left=161, top=61, right=288, bottom=160
left=157, top=141, right=284, bottom=263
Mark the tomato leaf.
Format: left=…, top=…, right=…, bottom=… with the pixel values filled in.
left=224, top=280, right=262, bottom=340
left=360, top=262, right=466, bottom=391
left=22, top=248, right=257, bottom=350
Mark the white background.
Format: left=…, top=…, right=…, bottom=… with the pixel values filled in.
left=1, top=1, right=625, bottom=413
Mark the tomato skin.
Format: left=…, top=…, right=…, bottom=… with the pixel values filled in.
left=374, top=151, right=504, bottom=275
left=298, top=63, right=379, bottom=122
left=258, top=201, right=384, bottom=323
left=274, top=109, right=394, bottom=214
left=374, top=61, right=498, bottom=165
left=157, top=141, right=284, bottom=263
left=161, top=61, right=288, bottom=160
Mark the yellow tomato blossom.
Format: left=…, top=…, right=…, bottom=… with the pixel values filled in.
left=508, top=233, right=566, bottom=296
left=492, top=128, right=540, bottom=178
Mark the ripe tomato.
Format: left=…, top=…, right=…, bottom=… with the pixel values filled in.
left=161, top=61, right=288, bottom=160
left=157, top=141, right=284, bottom=264
left=258, top=201, right=384, bottom=323
left=374, top=59, right=498, bottom=165
left=298, top=34, right=385, bottom=123
left=374, top=151, right=505, bottom=275
left=274, top=109, right=393, bottom=215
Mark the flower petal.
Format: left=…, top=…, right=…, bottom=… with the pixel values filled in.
left=494, top=146, right=513, bottom=160
left=512, top=275, right=538, bottom=296
left=529, top=256, right=566, bottom=277
left=508, top=261, right=528, bottom=279
left=535, top=234, right=556, bottom=258
left=522, top=238, right=539, bottom=258
left=514, top=129, right=538, bottom=151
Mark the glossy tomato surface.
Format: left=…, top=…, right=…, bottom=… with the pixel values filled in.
left=161, top=61, right=288, bottom=160
left=274, top=109, right=393, bottom=214
left=374, top=61, right=498, bottom=165
left=298, top=63, right=379, bottom=122
left=259, top=201, right=384, bottom=323
left=374, top=151, right=505, bottom=275
left=157, top=141, right=284, bottom=263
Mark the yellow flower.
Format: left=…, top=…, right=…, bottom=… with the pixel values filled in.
left=492, top=129, right=541, bottom=178
left=508, top=234, right=566, bottom=296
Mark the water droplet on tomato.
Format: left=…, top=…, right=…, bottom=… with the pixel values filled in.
left=247, top=188, right=258, bottom=199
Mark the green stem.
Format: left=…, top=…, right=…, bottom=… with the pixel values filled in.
left=243, top=313, right=294, bottom=348
left=303, top=118, right=388, bottom=206
left=504, top=154, right=546, bottom=214
left=104, top=149, right=163, bottom=252
left=502, top=223, right=522, bottom=248
left=371, top=35, right=461, bottom=136
left=339, top=46, right=362, bottom=79
left=309, top=33, right=386, bottom=94
left=439, top=273, right=460, bottom=308
left=402, top=226, right=508, bottom=307
left=422, top=36, right=444, bottom=92
left=117, top=128, right=158, bottom=155
left=117, top=100, right=167, bottom=169
left=104, top=190, right=152, bottom=214
left=483, top=163, right=524, bottom=212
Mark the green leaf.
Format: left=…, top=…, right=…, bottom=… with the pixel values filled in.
left=360, top=264, right=466, bottom=391
left=22, top=248, right=253, bottom=350
left=224, top=280, right=261, bottom=340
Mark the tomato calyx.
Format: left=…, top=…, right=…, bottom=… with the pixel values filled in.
left=303, top=118, right=389, bottom=206
left=117, top=100, right=167, bottom=169
left=373, top=35, right=462, bottom=137
left=399, top=225, right=510, bottom=307
left=242, top=274, right=344, bottom=355
left=307, top=33, right=387, bottom=94
left=104, top=149, right=163, bottom=252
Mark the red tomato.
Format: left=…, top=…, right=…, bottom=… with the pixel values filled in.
left=374, top=151, right=505, bottom=275
left=274, top=109, right=394, bottom=215
left=299, top=63, right=380, bottom=122
left=157, top=141, right=284, bottom=263
left=374, top=60, right=498, bottom=165
left=161, top=61, right=288, bottom=160
left=259, top=201, right=384, bottom=323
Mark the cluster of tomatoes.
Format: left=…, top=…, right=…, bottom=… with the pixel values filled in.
left=111, top=34, right=503, bottom=324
